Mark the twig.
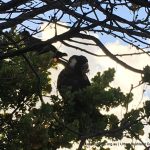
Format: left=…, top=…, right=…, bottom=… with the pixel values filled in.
left=76, top=33, right=143, bottom=74
left=129, top=128, right=148, bottom=149
left=78, top=138, right=86, bottom=150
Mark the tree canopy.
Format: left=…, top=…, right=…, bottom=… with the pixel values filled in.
left=0, top=0, right=150, bottom=73
left=1, top=0, right=150, bottom=150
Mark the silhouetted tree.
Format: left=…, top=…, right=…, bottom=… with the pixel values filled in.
left=1, top=1, right=150, bottom=150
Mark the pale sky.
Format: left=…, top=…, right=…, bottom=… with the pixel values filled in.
left=41, top=22, right=150, bottom=150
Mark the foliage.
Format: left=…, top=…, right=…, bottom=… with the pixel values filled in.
left=0, top=30, right=53, bottom=149
left=0, top=29, right=150, bottom=149
left=1, top=1, right=150, bottom=148
left=1, top=31, right=149, bottom=150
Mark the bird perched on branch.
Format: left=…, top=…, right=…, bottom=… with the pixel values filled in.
left=57, top=55, right=91, bottom=117
left=20, top=30, right=67, bottom=59
left=57, top=55, right=91, bottom=136
left=57, top=55, right=90, bottom=97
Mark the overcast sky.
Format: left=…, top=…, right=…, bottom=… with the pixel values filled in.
left=41, top=22, right=150, bottom=150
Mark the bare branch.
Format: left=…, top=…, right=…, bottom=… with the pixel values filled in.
left=0, top=0, right=29, bottom=12
left=76, top=33, right=143, bottom=74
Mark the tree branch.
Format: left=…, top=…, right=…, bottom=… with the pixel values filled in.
left=128, top=0, right=150, bottom=7
left=76, top=33, right=143, bottom=74
left=78, top=138, right=86, bottom=150
left=0, top=4, right=56, bottom=30
left=0, top=0, right=29, bottom=12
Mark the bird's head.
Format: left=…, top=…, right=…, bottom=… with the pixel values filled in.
left=68, top=55, right=89, bottom=74
left=20, top=30, right=30, bottom=38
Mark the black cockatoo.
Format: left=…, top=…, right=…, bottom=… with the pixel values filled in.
left=57, top=55, right=90, bottom=97
left=57, top=56, right=107, bottom=137
left=57, top=55, right=91, bottom=136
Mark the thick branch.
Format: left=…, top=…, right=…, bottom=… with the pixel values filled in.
left=76, top=33, right=143, bottom=74
left=0, top=27, right=145, bottom=74
left=0, top=28, right=78, bottom=59
left=128, top=0, right=150, bottom=7
left=0, top=0, right=29, bottom=12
